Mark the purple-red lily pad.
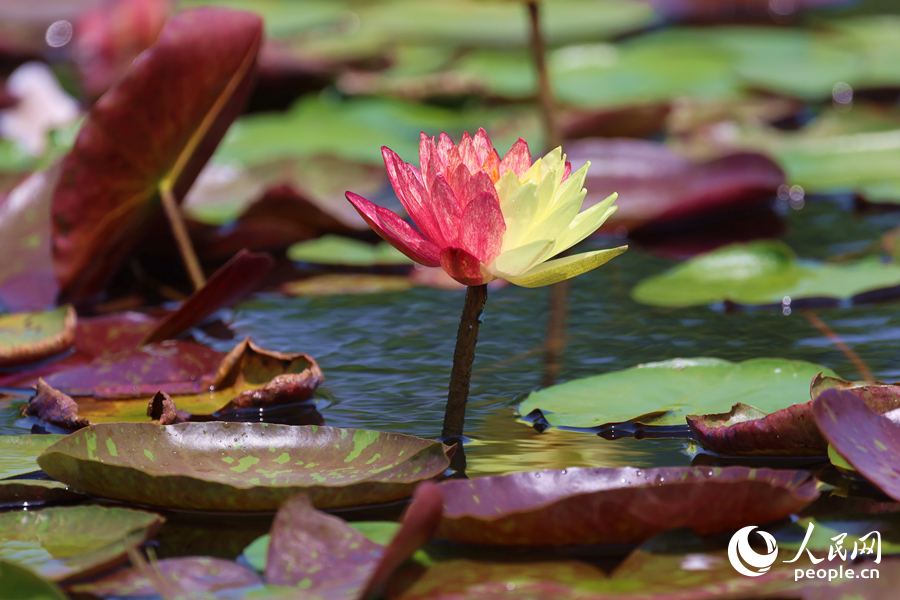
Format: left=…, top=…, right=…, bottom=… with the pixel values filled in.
left=24, top=338, right=323, bottom=428
left=434, top=466, right=818, bottom=547
left=140, top=249, right=274, bottom=345
left=0, top=505, right=163, bottom=582
left=0, top=305, right=76, bottom=368
left=266, top=482, right=444, bottom=599
left=37, top=422, right=452, bottom=511
left=690, top=373, right=900, bottom=457
left=566, top=138, right=784, bottom=235
left=69, top=556, right=263, bottom=598
left=813, top=388, right=900, bottom=502
left=52, top=7, right=263, bottom=302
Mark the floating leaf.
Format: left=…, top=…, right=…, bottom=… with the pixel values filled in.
left=69, top=556, right=263, bottom=598
left=688, top=375, right=900, bottom=456
left=52, top=7, right=264, bottom=301
left=265, top=482, right=443, bottom=598
left=0, top=561, right=67, bottom=600
left=813, top=388, right=900, bottom=502
left=0, top=480, right=83, bottom=508
left=434, top=466, right=817, bottom=547
left=280, top=274, right=415, bottom=297
left=0, top=434, right=65, bottom=478
left=287, top=236, right=412, bottom=267
left=0, top=505, right=163, bottom=582
left=565, top=139, right=784, bottom=233
left=769, top=513, right=900, bottom=556
left=631, top=241, right=900, bottom=308
left=37, top=423, right=451, bottom=511
left=519, top=357, right=835, bottom=428
left=0, top=305, right=76, bottom=367
left=140, top=249, right=274, bottom=345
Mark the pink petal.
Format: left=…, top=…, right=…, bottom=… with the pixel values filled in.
left=439, top=247, right=491, bottom=286
left=499, top=138, right=532, bottom=179
left=429, top=174, right=462, bottom=246
left=481, top=150, right=500, bottom=182
left=446, top=146, right=462, bottom=176
left=382, top=147, right=445, bottom=246
left=562, top=161, right=572, bottom=182
left=462, top=169, right=498, bottom=209
left=448, top=163, right=471, bottom=204
left=473, top=128, right=493, bottom=165
left=459, top=190, right=505, bottom=264
left=458, top=132, right=479, bottom=173
left=346, top=192, right=440, bottom=267
left=376, top=205, right=441, bottom=267
left=437, top=132, right=455, bottom=168
left=419, top=133, right=437, bottom=192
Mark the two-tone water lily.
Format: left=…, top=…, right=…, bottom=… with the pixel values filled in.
left=346, top=128, right=626, bottom=287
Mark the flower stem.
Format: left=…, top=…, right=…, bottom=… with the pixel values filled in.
left=160, top=183, right=206, bottom=291
left=441, top=284, right=488, bottom=446
left=527, top=1, right=561, bottom=149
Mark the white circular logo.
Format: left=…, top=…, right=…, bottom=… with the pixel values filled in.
left=728, top=526, right=778, bottom=577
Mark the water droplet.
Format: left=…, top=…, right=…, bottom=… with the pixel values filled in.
left=560, top=469, right=567, bottom=475
left=707, top=470, right=713, bottom=477
left=635, top=470, right=642, bottom=477
left=534, top=473, right=541, bottom=478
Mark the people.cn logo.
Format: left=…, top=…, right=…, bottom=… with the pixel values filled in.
left=728, top=526, right=779, bottom=577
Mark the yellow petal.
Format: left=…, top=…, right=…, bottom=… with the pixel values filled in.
left=490, top=238, right=555, bottom=277
left=524, top=189, right=585, bottom=247
left=540, top=147, right=563, bottom=180
left=495, top=170, right=521, bottom=208
left=500, top=180, right=539, bottom=250
left=521, top=157, right=543, bottom=184
left=556, top=192, right=618, bottom=253
left=505, top=246, right=628, bottom=288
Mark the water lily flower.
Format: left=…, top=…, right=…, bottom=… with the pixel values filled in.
left=346, top=128, right=626, bottom=287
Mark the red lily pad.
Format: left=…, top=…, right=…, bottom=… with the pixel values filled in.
left=266, top=482, right=443, bottom=598
left=0, top=305, right=75, bottom=367
left=434, top=466, right=818, bottom=546
left=37, top=422, right=452, bottom=511
left=566, top=138, right=784, bottom=234
left=0, top=505, right=164, bottom=582
left=69, top=556, right=262, bottom=598
left=813, top=388, right=900, bottom=502
left=25, top=338, right=324, bottom=427
left=688, top=374, right=900, bottom=456
left=0, top=168, right=59, bottom=311
left=52, top=7, right=263, bottom=302
left=140, top=249, right=274, bottom=345
left=0, top=311, right=161, bottom=390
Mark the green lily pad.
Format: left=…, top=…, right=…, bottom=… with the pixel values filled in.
left=0, top=505, right=164, bottom=582
left=828, top=444, right=857, bottom=474
left=0, top=306, right=76, bottom=367
left=287, top=236, right=412, bottom=266
left=37, top=423, right=452, bottom=511
left=631, top=241, right=900, bottom=308
left=770, top=513, right=900, bottom=556
left=0, top=561, right=67, bottom=600
left=0, top=435, right=66, bottom=478
left=0, top=480, right=83, bottom=507
left=519, top=357, right=835, bottom=428
left=280, top=274, right=415, bottom=297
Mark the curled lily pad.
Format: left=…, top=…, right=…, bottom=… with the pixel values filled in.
left=140, top=249, right=274, bottom=345
left=0, top=505, right=164, bottom=582
left=688, top=375, right=900, bottom=456
left=25, top=338, right=324, bottom=428
left=69, top=556, right=263, bottom=598
left=518, top=357, right=835, bottom=429
left=37, top=423, right=452, bottom=511
left=0, top=480, right=83, bottom=508
left=813, top=388, right=900, bottom=502
left=632, top=241, right=900, bottom=308
left=434, top=466, right=818, bottom=547
left=0, top=305, right=75, bottom=367
left=0, top=434, right=65, bottom=478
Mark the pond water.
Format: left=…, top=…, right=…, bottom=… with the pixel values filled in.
left=210, top=195, right=900, bottom=477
